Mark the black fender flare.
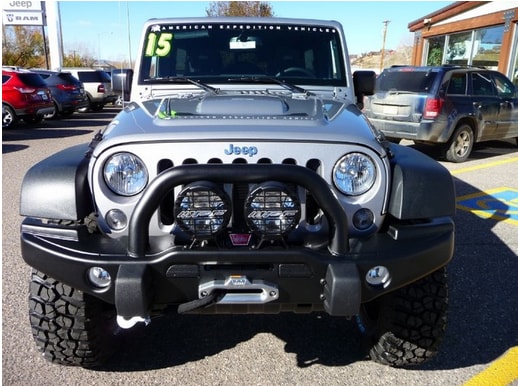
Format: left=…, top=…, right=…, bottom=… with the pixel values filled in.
left=20, top=143, right=93, bottom=220
left=388, top=144, right=456, bottom=219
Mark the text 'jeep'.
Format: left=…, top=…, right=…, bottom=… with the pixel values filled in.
left=20, top=17, right=455, bottom=368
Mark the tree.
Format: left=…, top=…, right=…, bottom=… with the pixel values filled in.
left=2, top=26, right=47, bottom=68
left=62, top=51, right=96, bottom=67
left=206, top=1, right=274, bottom=17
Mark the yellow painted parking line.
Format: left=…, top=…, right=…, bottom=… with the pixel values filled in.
left=450, top=157, right=518, bottom=176
left=463, top=347, right=518, bottom=386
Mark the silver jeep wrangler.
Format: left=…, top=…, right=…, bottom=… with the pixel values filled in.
left=20, top=17, right=455, bottom=368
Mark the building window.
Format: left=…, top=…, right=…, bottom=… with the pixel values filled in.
left=446, top=31, right=472, bottom=65
left=510, top=24, right=518, bottom=85
left=426, top=36, right=446, bottom=65
left=424, top=25, right=504, bottom=70
left=472, top=25, right=504, bottom=68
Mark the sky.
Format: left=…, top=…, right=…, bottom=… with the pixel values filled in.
left=56, top=0, right=453, bottom=62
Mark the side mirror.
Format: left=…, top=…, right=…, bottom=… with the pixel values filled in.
left=353, top=70, right=376, bottom=109
left=111, top=69, right=134, bottom=102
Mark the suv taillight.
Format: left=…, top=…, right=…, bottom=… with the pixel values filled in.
left=97, top=84, right=106, bottom=93
left=57, top=84, right=77, bottom=91
left=14, top=87, right=36, bottom=94
left=423, top=97, right=444, bottom=119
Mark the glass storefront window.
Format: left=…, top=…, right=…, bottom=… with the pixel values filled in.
left=424, top=24, right=508, bottom=71
left=426, top=36, right=446, bottom=65
left=445, top=31, right=472, bottom=65
left=472, top=25, right=504, bottom=69
left=511, top=24, right=518, bottom=86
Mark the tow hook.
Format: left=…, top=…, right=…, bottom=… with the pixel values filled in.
left=116, top=315, right=151, bottom=329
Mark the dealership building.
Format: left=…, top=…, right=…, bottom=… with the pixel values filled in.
left=408, top=1, right=518, bottom=84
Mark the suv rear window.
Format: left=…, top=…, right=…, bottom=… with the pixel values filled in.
left=17, top=73, right=48, bottom=87
left=77, top=71, right=111, bottom=83
left=376, top=70, right=438, bottom=93
left=59, top=73, right=81, bottom=85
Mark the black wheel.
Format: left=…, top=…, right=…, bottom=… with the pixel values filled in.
left=78, top=96, right=92, bottom=112
left=23, top=115, right=44, bottom=124
left=29, top=269, right=120, bottom=367
left=2, top=104, right=17, bottom=128
left=60, top=109, right=75, bottom=117
left=444, top=123, right=474, bottom=163
left=356, top=267, right=448, bottom=367
left=44, top=102, right=59, bottom=119
left=90, top=103, right=104, bottom=112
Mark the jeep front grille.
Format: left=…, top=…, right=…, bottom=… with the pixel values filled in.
left=157, top=157, right=321, bottom=247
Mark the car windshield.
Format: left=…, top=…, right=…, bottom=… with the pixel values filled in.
left=139, top=21, right=346, bottom=87
left=376, top=70, right=438, bottom=93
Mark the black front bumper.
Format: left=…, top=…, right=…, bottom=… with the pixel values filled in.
left=20, top=164, right=454, bottom=320
left=21, top=216, right=454, bottom=319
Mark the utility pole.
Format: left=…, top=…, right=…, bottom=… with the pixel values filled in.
left=380, top=20, right=390, bottom=73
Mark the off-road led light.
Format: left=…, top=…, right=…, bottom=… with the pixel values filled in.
left=245, top=182, right=301, bottom=237
left=104, top=152, right=148, bottom=196
left=353, top=208, right=374, bottom=230
left=333, top=153, right=376, bottom=196
left=87, top=266, right=111, bottom=289
left=174, top=182, right=231, bottom=239
left=106, top=209, right=128, bottom=230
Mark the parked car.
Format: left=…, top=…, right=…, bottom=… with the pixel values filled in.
left=30, top=69, right=89, bottom=118
left=363, top=65, right=518, bottom=162
left=59, top=68, right=118, bottom=112
left=2, top=67, right=54, bottom=128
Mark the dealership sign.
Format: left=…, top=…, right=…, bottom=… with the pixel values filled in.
left=3, top=1, right=45, bottom=26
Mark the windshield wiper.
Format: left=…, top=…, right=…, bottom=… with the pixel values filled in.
left=227, top=76, right=311, bottom=95
left=144, top=76, right=220, bottom=94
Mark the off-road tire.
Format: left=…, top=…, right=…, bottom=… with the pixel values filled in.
left=356, top=267, right=448, bottom=367
left=29, top=269, right=120, bottom=367
left=444, top=123, right=474, bottom=163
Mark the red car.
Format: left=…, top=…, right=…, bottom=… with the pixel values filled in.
left=2, top=68, right=54, bottom=128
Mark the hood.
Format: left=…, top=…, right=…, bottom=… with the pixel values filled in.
left=97, top=91, right=384, bottom=154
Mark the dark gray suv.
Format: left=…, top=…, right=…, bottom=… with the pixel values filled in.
left=30, top=69, right=88, bottom=118
left=364, top=65, right=518, bottom=162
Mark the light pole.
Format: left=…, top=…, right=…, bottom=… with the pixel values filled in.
left=380, top=20, right=390, bottom=73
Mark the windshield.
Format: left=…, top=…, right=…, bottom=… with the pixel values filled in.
left=139, top=21, right=346, bottom=87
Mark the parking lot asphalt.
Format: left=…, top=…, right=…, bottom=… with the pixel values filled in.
left=2, top=110, right=517, bottom=385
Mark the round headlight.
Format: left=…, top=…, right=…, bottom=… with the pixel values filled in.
left=333, top=153, right=376, bottom=196
left=104, top=153, right=148, bottom=196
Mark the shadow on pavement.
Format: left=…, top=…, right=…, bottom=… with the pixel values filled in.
left=1, top=109, right=119, bottom=153
left=421, top=177, right=518, bottom=370
left=411, top=139, right=518, bottom=162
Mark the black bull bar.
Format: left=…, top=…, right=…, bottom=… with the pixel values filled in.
left=128, top=163, right=348, bottom=257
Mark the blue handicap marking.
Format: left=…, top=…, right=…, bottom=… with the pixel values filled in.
left=456, top=187, right=518, bottom=225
